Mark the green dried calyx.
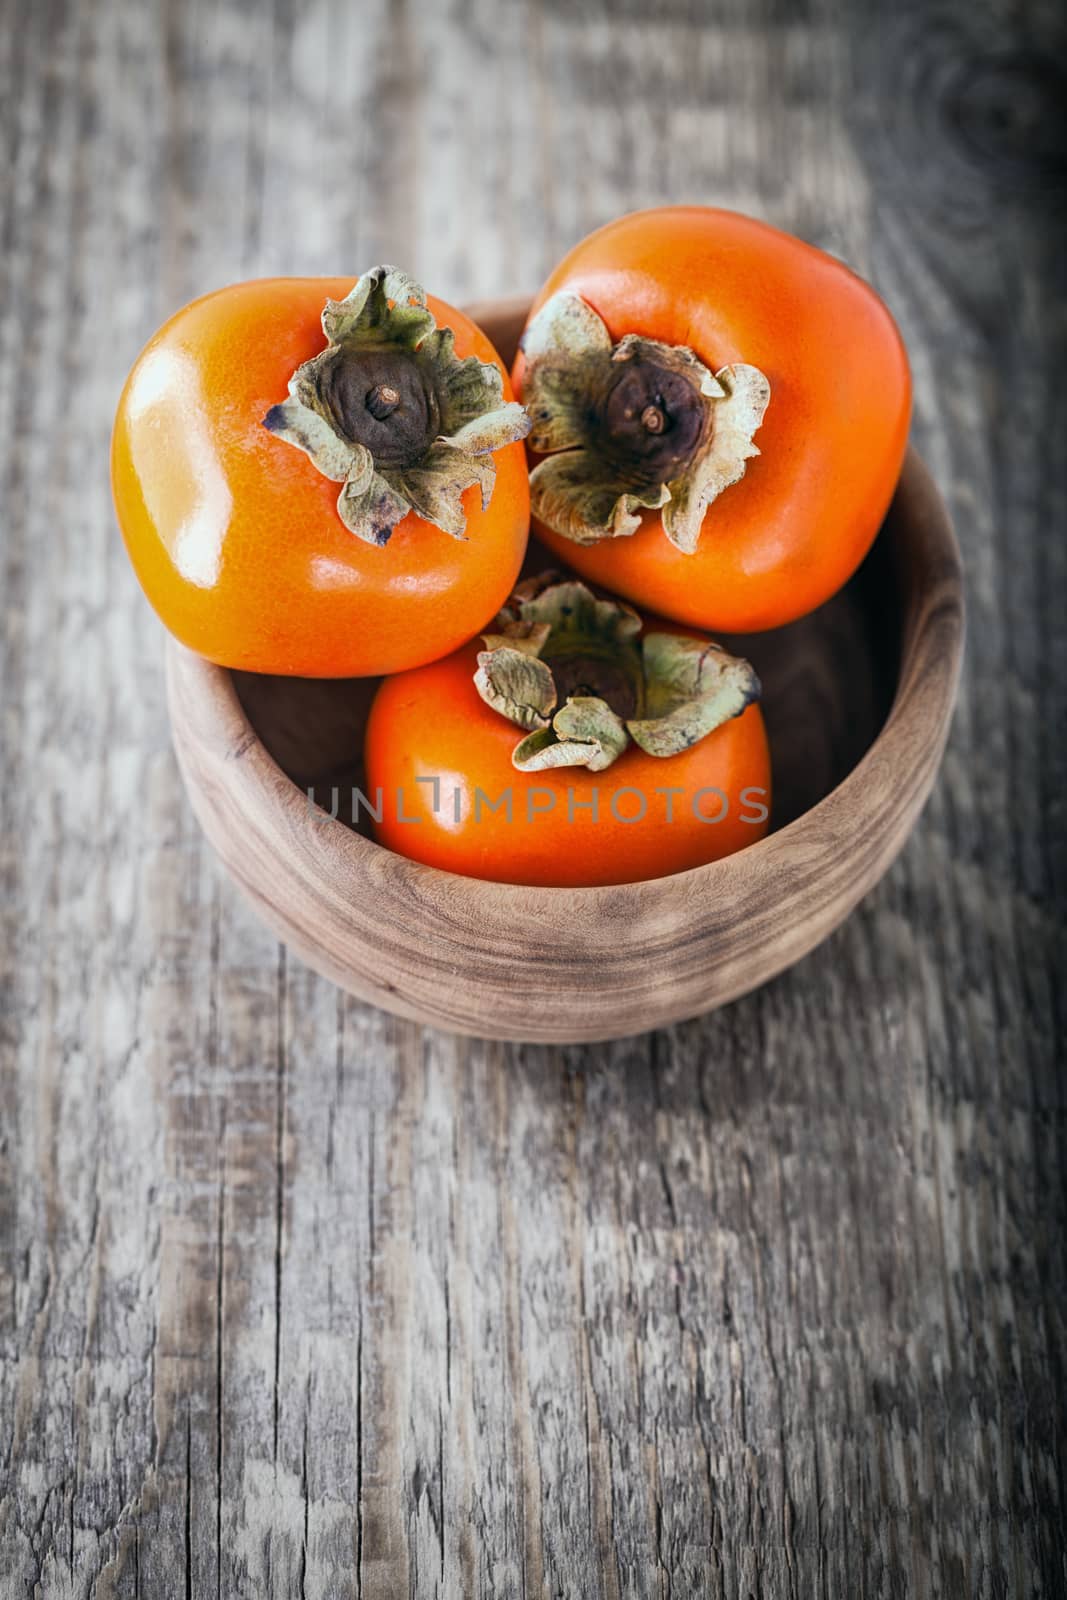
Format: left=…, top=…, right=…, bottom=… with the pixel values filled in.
left=263, top=265, right=530, bottom=546
left=474, top=573, right=760, bottom=772
left=520, top=292, right=770, bottom=553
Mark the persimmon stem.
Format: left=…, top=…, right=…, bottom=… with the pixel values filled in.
left=367, top=383, right=400, bottom=420
left=319, top=346, right=439, bottom=466
left=261, top=266, right=530, bottom=545
left=519, top=291, right=770, bottom=551
left=474, top=575, right=761, bottom=772
left=598, top=360, right=706, bottom=485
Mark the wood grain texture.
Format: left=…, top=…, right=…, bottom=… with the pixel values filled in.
left=1, top=0, right=1064, bottom=1594
left=164, top=432, right=963, bottom=1044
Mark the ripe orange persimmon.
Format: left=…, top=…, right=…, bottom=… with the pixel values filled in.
left=364, top=576, right=771, bottom=888
left=112, top=267, right=531, bottom=676
left=512, top=206, right=911, bottom=633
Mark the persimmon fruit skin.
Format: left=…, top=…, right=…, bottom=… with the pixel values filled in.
left=513, top=207, right=911, bottom=633
left=364, top=639, right=771, bottom=888
left=112, top=278, right=530, bottom=676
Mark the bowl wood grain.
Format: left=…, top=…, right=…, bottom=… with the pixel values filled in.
left=166, top=295, right=964, bottom=1042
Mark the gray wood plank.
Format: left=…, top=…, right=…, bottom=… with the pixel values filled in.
left=1, top=0, right=1063, bottom=1595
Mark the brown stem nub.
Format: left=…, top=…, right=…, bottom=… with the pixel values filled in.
left=547, top=650, right=641, bottom=720
left=367, top=383, right=401, bottom=420
left=597, top=360, right=707, bottom=487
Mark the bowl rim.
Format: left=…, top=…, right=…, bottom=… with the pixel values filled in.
left=165, top=308, right=964, bottom=1040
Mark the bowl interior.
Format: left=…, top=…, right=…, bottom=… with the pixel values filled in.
left=230, top=298, right=903, bottom=841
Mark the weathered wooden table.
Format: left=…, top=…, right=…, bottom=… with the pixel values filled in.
left=2, top=0, right=1063, bottom=1594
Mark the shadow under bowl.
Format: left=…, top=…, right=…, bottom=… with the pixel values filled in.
left=165, top=295, right=964, bottom=1043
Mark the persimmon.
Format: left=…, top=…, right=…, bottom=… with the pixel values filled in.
left=364, top=575, right=770, bottom=888
left=512, top=206, right=911, bottom=633
left=112, top=267, right=531, bottom=676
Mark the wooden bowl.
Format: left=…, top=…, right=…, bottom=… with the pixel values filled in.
left=165, top=295, right=964, bottom=1043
